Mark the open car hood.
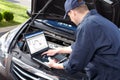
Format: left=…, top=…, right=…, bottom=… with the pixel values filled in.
left=28, top=0, right=95, bottom=21
left=31, top=0, right=66, bottom=20
left=30, top=0, right=120, bottom=27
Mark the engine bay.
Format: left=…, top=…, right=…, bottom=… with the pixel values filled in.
left=14, top=20, right=75, bottom=67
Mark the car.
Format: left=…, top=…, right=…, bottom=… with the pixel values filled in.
left=0, top=0, right=120, bottom=80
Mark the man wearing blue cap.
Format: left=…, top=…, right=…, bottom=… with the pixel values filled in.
left=42, top=0, right=120, bottom=79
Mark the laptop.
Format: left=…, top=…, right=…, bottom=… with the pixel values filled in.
left=25, top=31, right=68, bottom=68
left=25, top=31, right=51, bottom=68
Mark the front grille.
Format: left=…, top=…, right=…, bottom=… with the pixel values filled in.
left=10, top=57, right=58, bottom=80
left=10, top=62, right=46, bottom=80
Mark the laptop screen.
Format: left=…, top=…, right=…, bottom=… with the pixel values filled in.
left=25, top=31, right=48, bottom=54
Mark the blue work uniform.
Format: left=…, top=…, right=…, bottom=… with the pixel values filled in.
left=63, top=9, right=120, bottom=80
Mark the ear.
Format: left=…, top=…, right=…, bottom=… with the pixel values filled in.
left=71, top=10, right=77, bottom=17
left=72, top=10, right=78, bottom=17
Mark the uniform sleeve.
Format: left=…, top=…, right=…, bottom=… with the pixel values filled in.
left=63, top=22, right=97, bottom=74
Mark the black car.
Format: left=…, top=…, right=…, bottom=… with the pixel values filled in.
left=0, top=0, right=120, bottom=80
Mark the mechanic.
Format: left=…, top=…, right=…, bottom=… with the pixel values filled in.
left=42, top=0, right=120, bottom=79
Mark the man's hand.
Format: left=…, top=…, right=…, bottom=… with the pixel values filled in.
left=42, top=46, right=72, bottom=56
left=46, top=57, right=64, bottom=69
left=42, top=49, right=60, bottom=56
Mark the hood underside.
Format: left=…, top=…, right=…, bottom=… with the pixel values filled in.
left=31, top=0, right=66, bottom=19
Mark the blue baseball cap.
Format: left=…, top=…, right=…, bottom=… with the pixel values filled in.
left=64, top=0, right=85, bottom=19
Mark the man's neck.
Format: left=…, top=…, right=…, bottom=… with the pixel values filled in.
left=77, top=10, right=90, bottom=25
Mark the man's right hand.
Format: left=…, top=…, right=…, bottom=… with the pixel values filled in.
left=42, top=49, right=60, bottom=56
left=42, top=46, right=71, bottom=56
